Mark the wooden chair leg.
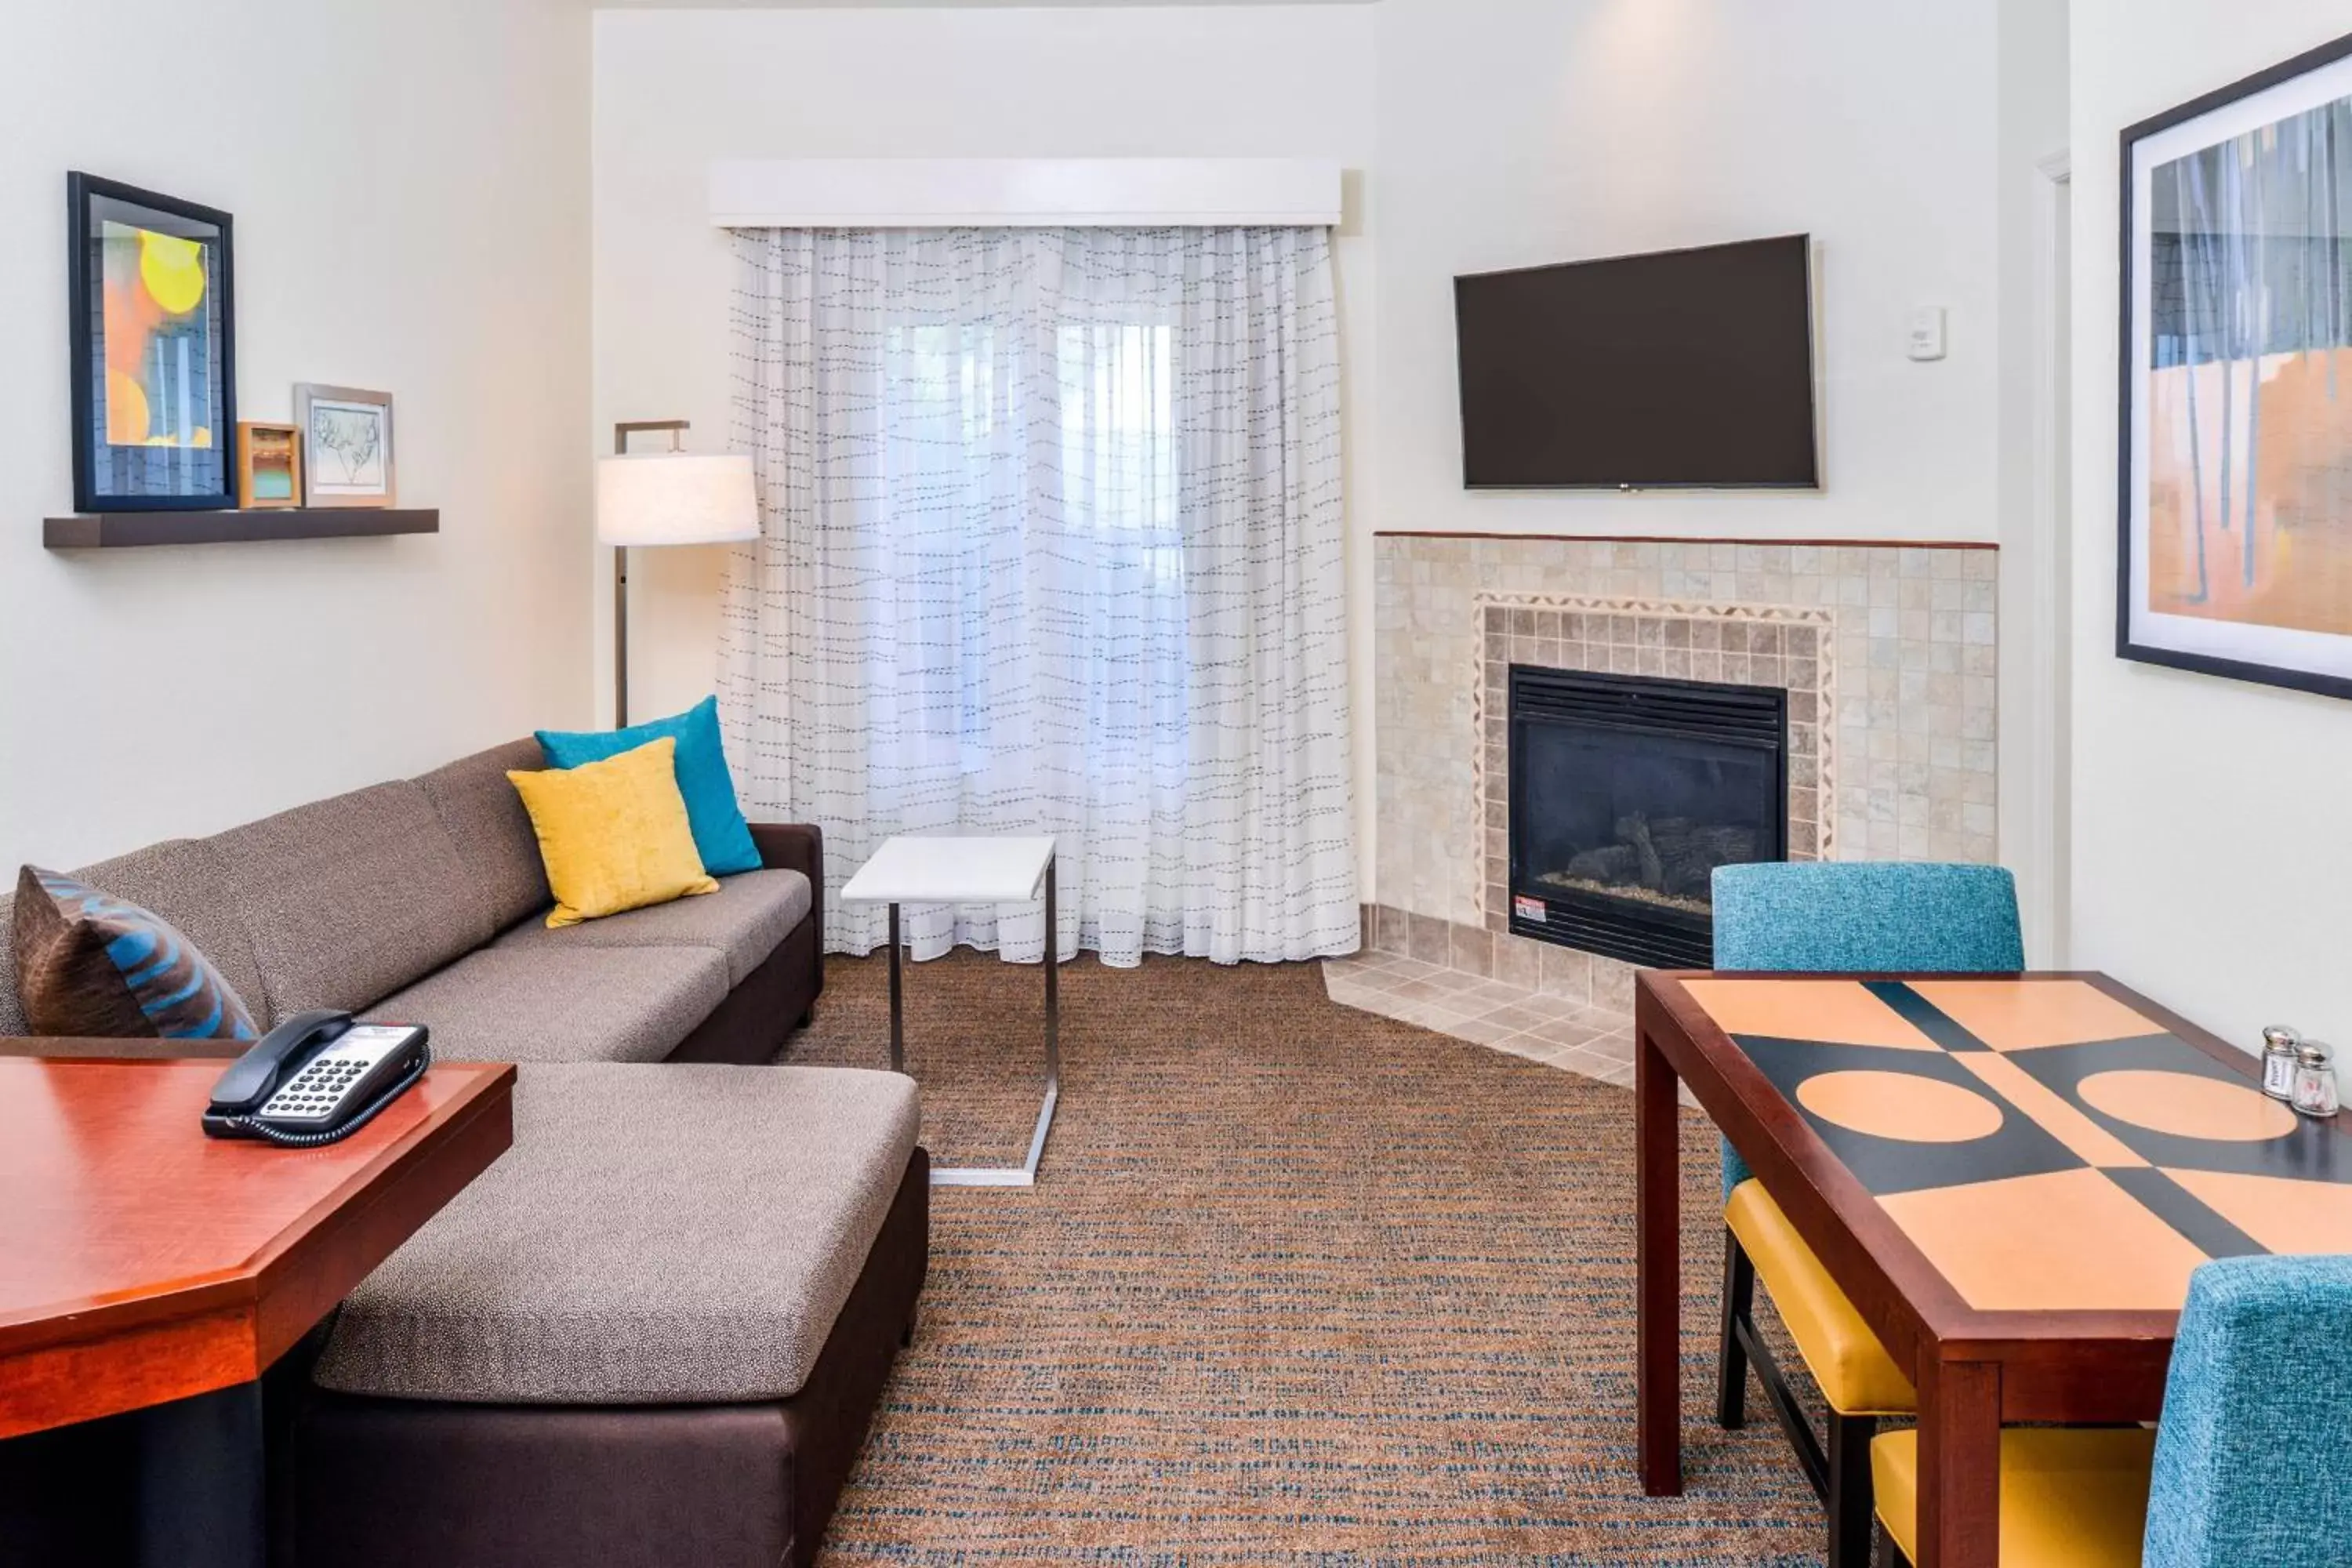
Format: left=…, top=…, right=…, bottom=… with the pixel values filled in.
left=1825, top=1411, right=1878, bottom=1568
left=1715, top=1226, right=1754, bottom=1429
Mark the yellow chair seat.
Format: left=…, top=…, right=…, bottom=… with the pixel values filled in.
left=1871, top=1427, right=2156, bottom=1568
left=1726, top=1178, right=1916, bottom=1416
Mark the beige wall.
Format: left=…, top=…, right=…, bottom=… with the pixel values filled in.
left=0, top=0, right=593, bottom=873
left=1366, top=0, right=2065, bottom=918
left=1369, top=0, right=2008, bottom=546
left=2067, top=1, right=2352, bottom=1048
left=593, top=2, right=2048, bottom=909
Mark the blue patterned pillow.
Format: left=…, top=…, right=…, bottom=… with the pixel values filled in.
left=12, top=866, right=260, bottom=1040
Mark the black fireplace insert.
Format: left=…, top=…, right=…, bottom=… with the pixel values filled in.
left=1507, top=666, right=1787, bottom=968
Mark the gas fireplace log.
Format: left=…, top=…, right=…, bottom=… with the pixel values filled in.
left=1564, top=844, right=1642, bottom=884
left=1614, top=813, right=1666, bottom=891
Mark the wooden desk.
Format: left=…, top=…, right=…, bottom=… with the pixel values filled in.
left=1633, top=972, right=2352, bottom=1568
left=0, top=1051, right=515, bottom=1563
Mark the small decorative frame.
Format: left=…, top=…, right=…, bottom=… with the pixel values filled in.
left=234, top=421, right=303, bottom=509
left=293, top=383, right=396, bottom=509
left=67, top=173, right=238, bottom=513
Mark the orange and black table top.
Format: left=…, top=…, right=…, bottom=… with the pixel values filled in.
left=1682, top=976, right=2352, bottom=1312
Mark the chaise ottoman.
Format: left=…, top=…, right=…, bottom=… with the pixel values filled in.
left=287, top=1062, right=927, bottom=1568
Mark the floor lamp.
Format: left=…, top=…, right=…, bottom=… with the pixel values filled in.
left=597, top=420, right=759, bottom=728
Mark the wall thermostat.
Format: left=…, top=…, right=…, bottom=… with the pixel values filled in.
left=1907, top=306, right=1948, bottom=361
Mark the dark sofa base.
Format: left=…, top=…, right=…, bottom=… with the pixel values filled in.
left=289, top=1146, right=927, bottom=1568
left=668, top=911, right=822, bottom=1065
left=665, top=818, right=826, bottom=1065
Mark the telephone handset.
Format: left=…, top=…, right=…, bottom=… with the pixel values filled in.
left=203, top=1008, right=432, bottom=1146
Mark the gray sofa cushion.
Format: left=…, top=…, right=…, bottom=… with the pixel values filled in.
left=207, top=782, right=492, bottom=1018
left=376, top=946, right=729, bottom=1064
left=0, top=840, right=271, bottom=1035
left=414, top=739, right=553, bottom=934
left=311, top=1062, right=921, bottom=1404
left=492, top=869, right=811, bottom=985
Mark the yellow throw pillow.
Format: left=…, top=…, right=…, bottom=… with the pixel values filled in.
left=506, top=736, right=720, bottom=928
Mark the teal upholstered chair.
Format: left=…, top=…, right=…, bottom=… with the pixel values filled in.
left=1708, top=861, right=2024, bottom=1568
left=1871, top=1254, right=2352, bottom=1567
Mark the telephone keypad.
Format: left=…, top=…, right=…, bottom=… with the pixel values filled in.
left=255, top=1029, right=423, bottom=1125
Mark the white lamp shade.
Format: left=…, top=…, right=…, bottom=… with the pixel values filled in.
left=595, top=452, right=760, bottom=546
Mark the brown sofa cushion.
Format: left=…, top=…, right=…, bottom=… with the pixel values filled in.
left=310, top=1062, right=921, bottom=1405
left=10, top=866, right=260, bottom=1040
left=492, top=869, right=811, bottom=985
left=207, top=782, right=492, bottom=1018
left=375, top=946, right=729, bottom=1063
left=414, top=739, right=554, bottom=934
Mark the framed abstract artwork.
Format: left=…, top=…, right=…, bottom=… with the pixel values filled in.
left=2119, top=30, right=2352, bottom=699
left=293, top=383, right=396, bottom=508
left=67, top=174, right=238, bottom=513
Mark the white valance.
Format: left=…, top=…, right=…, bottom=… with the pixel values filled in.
left=707, top=158, right=1342, bottom=229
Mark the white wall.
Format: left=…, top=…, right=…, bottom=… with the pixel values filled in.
left=1996, top=0, right=2073, bottom=962
left=2068, top=2, right=2352, bottom=1047
left=0, top=0, right=593, bottom=873
left=1370, top=0, right=2003, bottom=545
left=591, top=3, right=1378, bottom=876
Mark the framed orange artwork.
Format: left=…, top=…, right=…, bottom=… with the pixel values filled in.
left=2118, top=30, right=2352, bottom=700
left=236, top=421, right=302, bottom=509
left=65, top=173, right=236, bottom=514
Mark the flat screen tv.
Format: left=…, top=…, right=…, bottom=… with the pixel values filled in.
left=1455, top=234, right=1819, bottom=491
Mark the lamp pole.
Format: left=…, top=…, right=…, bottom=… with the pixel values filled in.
left=608, top=419, right=690, bottom=728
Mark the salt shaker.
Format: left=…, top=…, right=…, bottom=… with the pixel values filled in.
left=2262, top=1025, right=2303, bottom=1101
left=2293, top=1042, right=2339, bottom=1118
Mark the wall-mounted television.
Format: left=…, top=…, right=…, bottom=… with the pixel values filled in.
left=1454, top=234, right=1820, bottom=491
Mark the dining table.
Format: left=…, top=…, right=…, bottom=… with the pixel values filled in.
left=1632, top=969, right=2352, bottom=1568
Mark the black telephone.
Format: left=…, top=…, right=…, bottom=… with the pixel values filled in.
left=203, top=1009, right=432, bottom=1146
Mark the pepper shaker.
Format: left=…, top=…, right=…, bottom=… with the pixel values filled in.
left=2262, top=1025, right=2303, bottom=1102
left=2293, top=1042, right=2339, bottom=1119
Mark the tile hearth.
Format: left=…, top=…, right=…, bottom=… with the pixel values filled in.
left=1320, top=950, right=1638, bottom=1087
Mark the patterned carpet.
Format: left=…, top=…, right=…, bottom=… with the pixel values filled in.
left=782, top=950, right=1824, bottom=1565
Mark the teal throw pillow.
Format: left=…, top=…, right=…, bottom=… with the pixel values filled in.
left=535, top=696, right=761, bottom=877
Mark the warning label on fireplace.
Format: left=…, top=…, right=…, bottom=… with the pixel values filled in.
left=1514, top=895, right=1548, bottom=922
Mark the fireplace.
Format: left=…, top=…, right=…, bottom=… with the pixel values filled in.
left=1507, top=666, right=1788, bottom=968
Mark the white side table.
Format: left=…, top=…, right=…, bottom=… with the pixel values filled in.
left=839, top=835, right=1059, bottom=1188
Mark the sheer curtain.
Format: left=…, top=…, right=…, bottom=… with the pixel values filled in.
left=717, top=226, right=1356, bottom=967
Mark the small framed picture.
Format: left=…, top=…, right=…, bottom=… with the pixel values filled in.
left=293, top=383, right=396, bottom=508
left=235, top=421, right=303, bottom=509
left=67, top=173, right=237, bottom=513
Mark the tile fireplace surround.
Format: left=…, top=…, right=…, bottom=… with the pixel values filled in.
left=1360, top=533, right=1999, bottom=1021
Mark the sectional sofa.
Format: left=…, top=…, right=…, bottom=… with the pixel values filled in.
left=0, top=739, right=927, bottom=1568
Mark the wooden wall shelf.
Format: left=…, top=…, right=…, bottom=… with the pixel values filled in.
left=43, top=509, right=439, bottom=550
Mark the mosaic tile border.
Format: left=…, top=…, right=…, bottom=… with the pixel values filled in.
left=1469, top=593, right=1838, bottom=931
